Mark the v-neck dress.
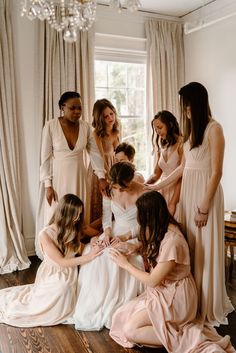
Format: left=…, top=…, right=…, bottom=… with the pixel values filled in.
left=70, top=198, right=144, bottom=331
left=178, top=120, right=234, bottom=325
left=110, top=227, right=235, bottom=353
left=36, top=118, right=105, bottom=258
left=158, top=144, right=181, bottom=205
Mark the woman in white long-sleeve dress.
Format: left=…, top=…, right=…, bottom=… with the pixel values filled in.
left=71, top=162, right=145, bottom=331
left=36, top=92, right=107, bottom=258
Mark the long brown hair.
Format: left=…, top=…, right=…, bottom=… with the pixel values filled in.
left=92, top=98, right=119, bottom=137
left=136, top=191, right=184, bottom=267
left=151, top=110, right=181, bottom=153
left=48, top=194, right=84, bottom=255
left=179, top=82, right=211, bottom=149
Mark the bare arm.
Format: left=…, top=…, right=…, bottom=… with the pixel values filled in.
left=40, top=232, right=102, bottom=267
left=200, top=124, right=224, bottom=211
left=147, top=155, right=185, bottom=191
left=146, top=153, right=162, bottom=184
left=110, top=249, right=176, bottom=288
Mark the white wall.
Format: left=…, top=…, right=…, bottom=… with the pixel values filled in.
left=184, top=2, right=236, bottom=210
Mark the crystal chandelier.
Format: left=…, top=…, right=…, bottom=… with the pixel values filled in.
left=20, top=0, right=141, bottom=43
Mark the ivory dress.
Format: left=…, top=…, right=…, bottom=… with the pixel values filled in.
left=158, top=144, right=181, bottom=205
left=0, top=226, right=78, bottom=327
left=71, top=198, right=144, bottom=331
left=89, top=133, right=119, bottom=222
left=36, top=118, right=105, bottom=258
left=178, top=119, right=234, bottom=325
left=110, top=226, right=235, bottom=353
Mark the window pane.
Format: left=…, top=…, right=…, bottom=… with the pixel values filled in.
left=121, top=118, right=147, bottom=173
left=95, top=88, right=108, bottom=100
left=127, top=64, right=145, bottom=88
left=128, top=89, right=144, bottom=116
left=108, top=63, right=127, bottom=88
left=95, top=61, right=108, bottom=87
left=108, top=89, right=127, bottom=116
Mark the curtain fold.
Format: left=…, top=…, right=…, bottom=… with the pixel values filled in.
left=145, top=19, right=184, bottom=171
left=0, top=0, right=30, bottom=273
left=35, top=21, right=95, bottom=253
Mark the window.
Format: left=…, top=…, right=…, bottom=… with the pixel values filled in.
left=95, top=59, right=147, bottom=176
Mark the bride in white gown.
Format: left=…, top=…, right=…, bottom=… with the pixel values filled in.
left=71, top=162, right=145, bottom=331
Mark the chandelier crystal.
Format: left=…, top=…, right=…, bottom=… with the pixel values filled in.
left=20, top=0, right=141, bottom=43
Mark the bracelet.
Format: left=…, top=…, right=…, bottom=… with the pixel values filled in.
left=197, top=207, right=208, bottom=216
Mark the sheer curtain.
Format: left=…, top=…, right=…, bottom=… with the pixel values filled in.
left=0, top=0, right=30, bottom=273
left=35, top=21, right=95, bottom=254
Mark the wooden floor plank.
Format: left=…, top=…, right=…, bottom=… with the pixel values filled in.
left=0, top=256, right=235, bottom=353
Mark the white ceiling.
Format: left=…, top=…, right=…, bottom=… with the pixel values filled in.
left=98, top=0, right=215, bottom=17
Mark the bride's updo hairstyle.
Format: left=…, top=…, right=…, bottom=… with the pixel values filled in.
left=109, top=161, right=135, bottom=188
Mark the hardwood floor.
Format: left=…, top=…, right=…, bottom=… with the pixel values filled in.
left=0, top=256, right=235, bottom=353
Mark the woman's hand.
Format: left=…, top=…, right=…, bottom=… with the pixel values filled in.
left=111, top=241, right=139, bottom=255
left=45, top=186, right=56, bottom=206
left=194, top=207, right=208, bottom=228
left=90, top=236, right=99, bottom=246
left=109, top=248, right=129, bottom=268
left=88, top=243, right=104, bottom=260
left=98, top=178, right=110, bottom=197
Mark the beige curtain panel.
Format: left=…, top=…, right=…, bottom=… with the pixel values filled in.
left=145, top=19, right=184, bottom=119
left=35, top=20, right=95, bottom=257
left=0, top=0, right=30, bottom=273
left=145, top=19, right=185, bottom=164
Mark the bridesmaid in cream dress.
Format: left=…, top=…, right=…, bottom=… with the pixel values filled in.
left=146, top=110, right=183, bottom=216
left=71, top=162, right=145, bottom=331
left=89, top=98, right=120, bottom=222
left=148, top=83, right=234, bottom=325
left=109, top=191, right=235, bottom=352
left=0, top=194, right=103, bottom=327
left=36, top=92, right=107, bottom=258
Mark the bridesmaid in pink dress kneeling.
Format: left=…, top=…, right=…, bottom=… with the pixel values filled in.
left=109, top=191, right=235, bottom=353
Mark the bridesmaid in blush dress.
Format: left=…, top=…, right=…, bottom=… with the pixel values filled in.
left=109, top=191, right=235, bottom=353
left=146, top=110, right=183, bottom=216
left=147, top=83, right=234, bottom=326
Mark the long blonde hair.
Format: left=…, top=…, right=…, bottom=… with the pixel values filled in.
left=48, top=194, right=84, bottom=255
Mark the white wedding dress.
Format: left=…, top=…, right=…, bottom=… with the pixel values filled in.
left=71, top=198, right=144, bottom=331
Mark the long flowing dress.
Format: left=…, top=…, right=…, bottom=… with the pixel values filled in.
left=178, top=119, right=234, bottom=325
left=70, top=198, right=144, bottom=331
left=110, top=226, right=235, bottom=353
left=0, top=226, right=78, bottom=327
left=89, top=133, right=119, bottom=222
left=36, top=118, right=105, bottom=258
left=158, top=144, right=181, bottom=205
